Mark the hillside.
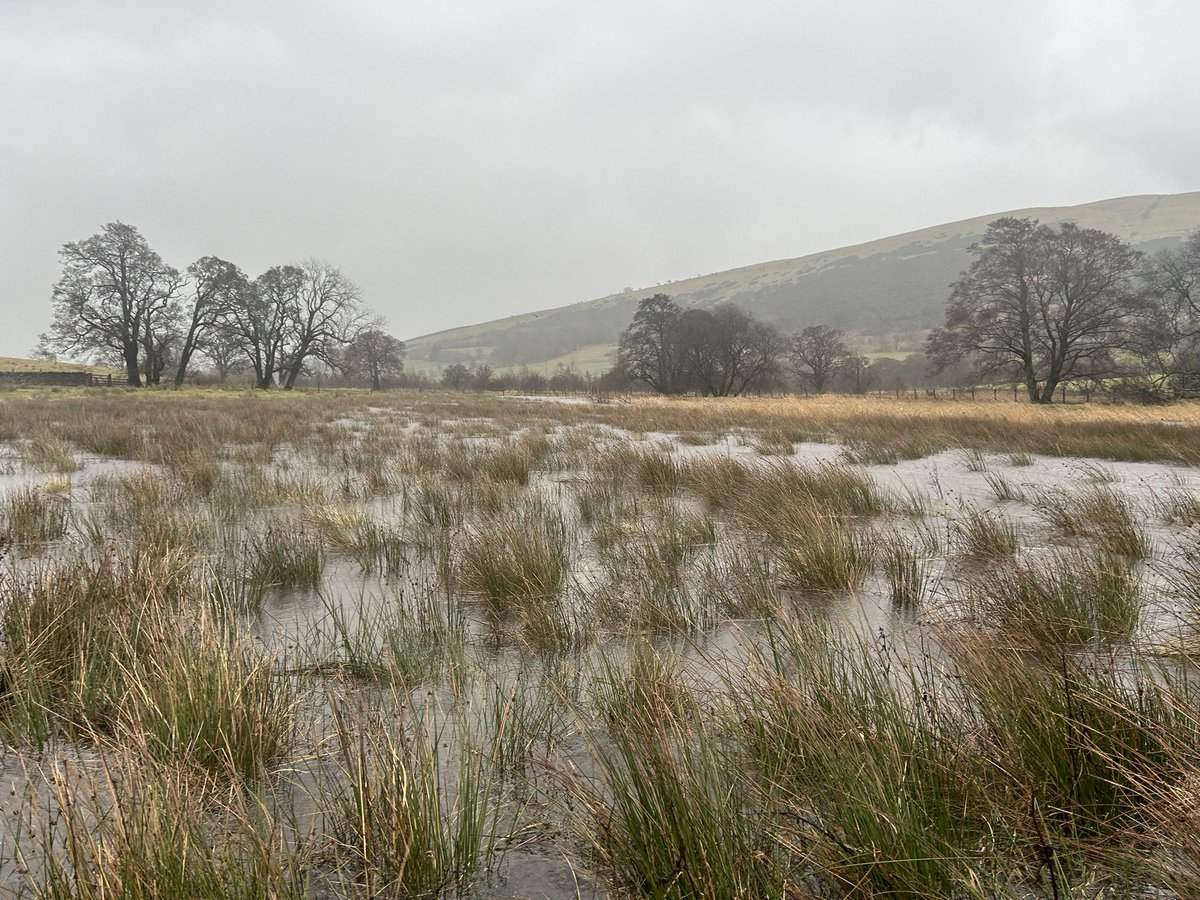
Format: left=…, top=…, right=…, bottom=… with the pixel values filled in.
left=0, top=356, right=120, bottom=376
left=404, top=192, right=1200, bottom=374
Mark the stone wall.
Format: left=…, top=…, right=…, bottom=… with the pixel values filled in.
left=0, top=370, right=105, bottom=387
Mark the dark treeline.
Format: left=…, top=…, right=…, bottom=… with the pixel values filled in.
left=604, top=219, right=1200, bottom=403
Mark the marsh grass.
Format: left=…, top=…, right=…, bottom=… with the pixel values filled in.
left=244, top=523, right=325, bottom=588
left=33, top=757, right=308, bottom=900
left=2, top=389, right=1200, bottom=896
left=681, top=454, right=751, bottom=508
left=1038, top=484, right=1151, bottom=559
left=971, top=551, right=1141, bottom=646
left=0, top=549, right=196, bottom=744
left=308, top=506, right=408, bottom=575
left=118, top=611, right=295, bottom=782
left=312, top=592, right=467, bottom=686
left=24, top=432, right=80, bottom=473
left=954, top=506, right=1020, bottom=559
left=459, top=499, right=569, bottom=608
left=731, top=613, right=1002, bottom=896
left=985, top=471, right=1027, bottom=502
left=592, top=502, right=719, bottom=631
left=950, top=637, right=1200, bottom=855
left=1152, top=485, right=1200, bottom=526
left=326, top=698, right=514, bottom=897
left=746, top=501, right=873, bottom=594
left=565, top=647, right=785, bottom=897
left=880, top=539, right=933, bottom=606
left=1, top=484, right=70, bottom=546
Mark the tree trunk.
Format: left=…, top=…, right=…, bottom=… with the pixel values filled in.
left=123, top=344, right=142, bottom=387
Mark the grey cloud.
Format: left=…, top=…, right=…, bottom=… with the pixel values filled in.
left=1, top=0, right=1196, bottom=358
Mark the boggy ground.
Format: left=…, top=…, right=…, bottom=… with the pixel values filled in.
left=0, top=387, right=1199, bottom=898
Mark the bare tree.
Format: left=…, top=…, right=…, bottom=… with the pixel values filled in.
left=685, top=303, right=784, bottom=396
left=176, top=257, right=249, bottom=386
left=927, top=218, right=1147, bottom=403
left=39, top=222, right=181, bottom=386
left=341, top=327, right=406, bottom=390
left=279, top=259, right=365, bottom=389
left=615, top=294, right=686, bottom=394
left=789, top=324, right=852, bottom=393
left=217, top=265, right=302, bottom=388
left=1126, top=230, right=1200, bottom=398
left=615, top=297, right=782, bottom=395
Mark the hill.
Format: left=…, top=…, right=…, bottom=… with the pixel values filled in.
left=403, top=192, right=1200, bottom=374
left=0, top=356, right=120, bottom=376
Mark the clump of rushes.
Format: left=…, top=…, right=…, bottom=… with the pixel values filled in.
left=245, top=521, right=325, bottom=589
left=681, top=454, right=752, bottom=508
left=1038, top=484, right=1151, bottom=559
left=1152, top=485, right=1200, bottom=526
left=1, top=484, right=70, bottom=547
left=565, top=651, right=786, bottom=897
left=732, top=613, right=1003, bottom=895
left=880, top=538, right=932, bottom=606
left=308, top=506, right=408, bottom=575
left=119, top=611, right=295, bottom=782
left=701, top=541, right=781, bottom=618
left=593, top=504, right=719, bottom=631
left=985, top=471, right=1026, bottom=502
left=459, top=498, right=569, bottom=614
left=950, top=636, right=1200, bottom=855
left=0, top=549, right=198, bottom=744
left=737, top=459, right=889, bottom=522
left=970, top=550, right=1140, bottom=646
left=632, top=446, right=681, bottom=494
left=746, top=499, right=873, bottom=594
left=326, top=699, right=511, bottom=897
left=35, top=758, right=309, bottom=900
left=312, top=592, right=466, bottom=686
left=954, top=506, right=1020, bottom=559
left=24, top=431, right=80, bottom=472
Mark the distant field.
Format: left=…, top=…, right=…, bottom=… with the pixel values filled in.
left=0, top=355, right=120, bottom=376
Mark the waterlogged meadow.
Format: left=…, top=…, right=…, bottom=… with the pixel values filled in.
left=1, top=388, right=1200, bottom=897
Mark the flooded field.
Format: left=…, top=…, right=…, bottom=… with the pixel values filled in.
left=1, top=389, right=1199, bottom=897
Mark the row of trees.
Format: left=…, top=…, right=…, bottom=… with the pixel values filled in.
left=613, top=221, right=1200, bottom=402
left=39, top=222, right=405, bottom=389
left=612, top=294, right=875, bottom=396
left=929, top=218, right=1200, bottom=402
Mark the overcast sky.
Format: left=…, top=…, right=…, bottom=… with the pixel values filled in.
left=1, top=0, right=1197, bottom=358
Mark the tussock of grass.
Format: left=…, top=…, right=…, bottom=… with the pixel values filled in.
left=308, top=506, right=408, bottom=575
left=244, top=522, right=325, bottom=588
left=34, top=759, right=308, bottom=899
left=459, top=501, right=568, bottom=606
left=565, top=649, right=785, bottom=897
left=119, top=612, right=295, bottom=782
left=730, top=613, right=1002, bottom=895
left=743, top=499, right=873, bottom=594
left=954, top=506, right=1020, bottom=559
left=326, top=699, right=512, bottom=897
left=1038, top=484, right=1151, bottom=559
left=880, top=539, right=932, bottom=606
left=1, top=484, right=69, bottom=546
left=970, top=551, right=1141, bottom=645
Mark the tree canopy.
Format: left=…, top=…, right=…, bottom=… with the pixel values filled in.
left=927, top=218, right=1148, bottom=403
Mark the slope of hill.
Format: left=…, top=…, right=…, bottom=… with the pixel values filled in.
left=404, top=192, right=1200, bottom=374
left=0, top=356, right=119, bottom=376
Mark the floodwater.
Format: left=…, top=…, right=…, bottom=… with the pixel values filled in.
left=1, top=415, right=1199, bottom=897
